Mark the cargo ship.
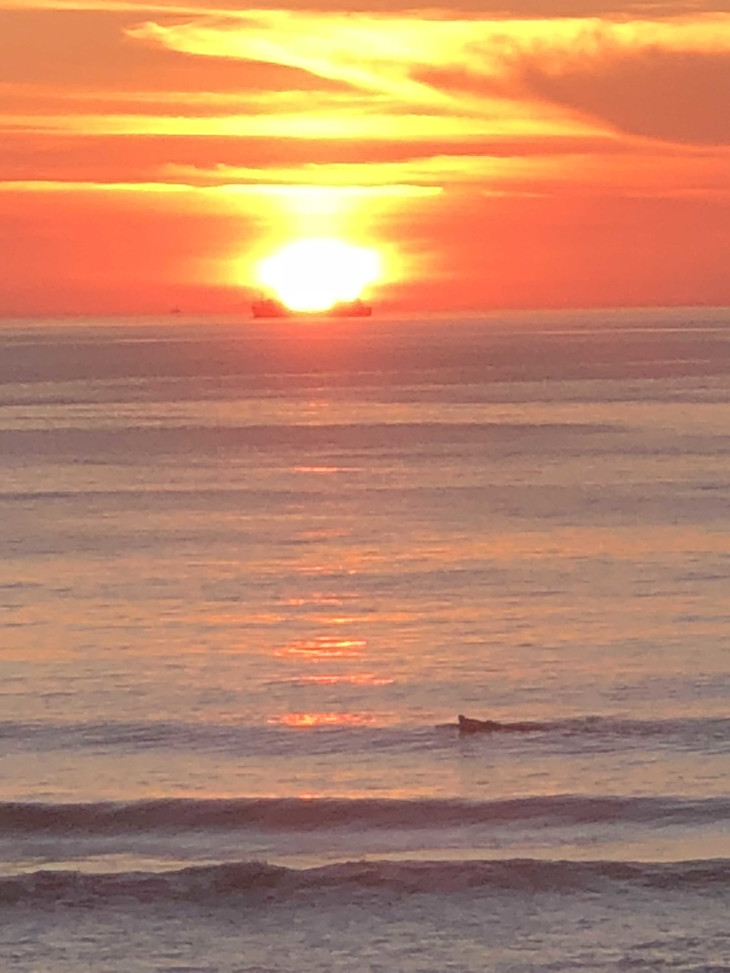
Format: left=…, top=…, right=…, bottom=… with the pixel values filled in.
left=251, top=297, right=372, bottom=319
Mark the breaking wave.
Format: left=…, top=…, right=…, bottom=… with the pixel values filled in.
left=2, top=857, right=730, bottom=907
left=3, top=794, right=730, bottom=836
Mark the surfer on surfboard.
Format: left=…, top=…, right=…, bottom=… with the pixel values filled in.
left=457, top=714, right=502, bottom=733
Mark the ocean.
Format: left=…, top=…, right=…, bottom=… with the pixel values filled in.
left=1, top=307, right=729, bottom=972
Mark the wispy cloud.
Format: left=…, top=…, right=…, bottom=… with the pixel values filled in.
left=123, top=10, right=730, bottom=147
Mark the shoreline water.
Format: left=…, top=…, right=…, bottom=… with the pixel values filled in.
left=2, top=308, right=729, bottom=970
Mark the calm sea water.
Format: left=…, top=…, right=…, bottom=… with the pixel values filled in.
left=1, top=308, right=729, bottom=971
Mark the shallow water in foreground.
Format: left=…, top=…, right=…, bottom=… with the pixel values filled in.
left=1, top=308, right=729, bottom=971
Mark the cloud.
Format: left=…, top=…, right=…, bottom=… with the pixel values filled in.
left=524, top=50, right=730, bottom=144
left=2, top=4, right=730, bottom=218
left=0, top=7, right=341, bottom=92
left=3, top=0, right=730, bottom=14
left=125, top=10, right=730, bottom=147
left=5, top=6, right=730, bottom=154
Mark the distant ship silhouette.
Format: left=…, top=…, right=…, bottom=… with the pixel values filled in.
left=252, top=297, right=372, bottom=319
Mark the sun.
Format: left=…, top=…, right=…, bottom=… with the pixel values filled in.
left=256, top=237, right=381, bottom=312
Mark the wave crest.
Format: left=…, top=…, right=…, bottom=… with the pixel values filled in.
left=2, top=794, right=730, bottom=836
left=2, top=858, right=730, bottom=907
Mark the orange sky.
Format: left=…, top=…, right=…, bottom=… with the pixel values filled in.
left=1, top=0, right=729, bottom=314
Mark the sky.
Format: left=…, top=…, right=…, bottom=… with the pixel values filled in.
left=1, top=0, right=729, bottom=315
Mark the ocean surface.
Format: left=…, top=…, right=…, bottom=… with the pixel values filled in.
left=1, top=307, right=729, bottom=972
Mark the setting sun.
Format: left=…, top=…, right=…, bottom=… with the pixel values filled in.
left=256, top=237, right=381, bottom=312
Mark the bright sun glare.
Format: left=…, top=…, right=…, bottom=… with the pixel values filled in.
left=257, top=237, right=381, bottom=312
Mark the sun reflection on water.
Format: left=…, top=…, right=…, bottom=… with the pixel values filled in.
left=298, top=673, right=393, bottom=685
left=275, top=636, right=366, bottom=659
left=272, top=712, right=377, bottom=728
left=284, top=595, right=346, bottom=607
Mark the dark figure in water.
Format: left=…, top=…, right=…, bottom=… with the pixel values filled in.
left=458, top=714, right=502, bottom=733
left=457, top=714, right=539, bottom=734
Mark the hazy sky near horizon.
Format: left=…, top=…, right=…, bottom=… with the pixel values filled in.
left=1, top=0, right=729, bottom=314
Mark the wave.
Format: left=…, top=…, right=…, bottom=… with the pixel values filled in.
left=0, top=421, right=615, bottom=461
left=3, top=794, right=730, bottom=837
left=445, top=714, right=730, bottom=739
left=2, top=714, right=729, bottom=756
left=2, top=857, right=729, bottom=906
